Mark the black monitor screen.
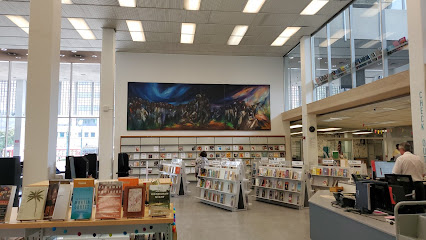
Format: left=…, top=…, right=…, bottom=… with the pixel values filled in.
left=65, top=156, right=88, bottom=179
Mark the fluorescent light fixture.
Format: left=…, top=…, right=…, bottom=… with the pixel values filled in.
left=317, top=128, right=342, bottom=132
left=118, top=0, right=136, bottom=7
left=68, top=18, right=96, bottom=40
left=271, top=27, right=300, bottom=46
left=291, top=132, right=303, bottom=135
left=290, top=124, right=303, bottom=129
left=184, top=0, right=201, bottom=10
left=126, top=20, right=146, bottom=42
left=227, top=25, right=248, bottom=45
left=300, top=0, right=329, bottom=15
left=352, top=131, right=373, bottom=135
left=360, top=40, right=379, bottom=49
left=6, top=15, right=29, bottom=34
left=243, top=0, right=266, bottom=13
left=62, top=0, right=73, bottom=4
left=181, top=23, right=196, bottom=44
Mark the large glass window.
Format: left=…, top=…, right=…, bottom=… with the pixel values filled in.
left=56, top=63, right=100, bottom=171
left=0, top=61, right=26, bottom=158
left=312, top=27, right=328, bottom=101
left=284, top=45, right=301, bottom=110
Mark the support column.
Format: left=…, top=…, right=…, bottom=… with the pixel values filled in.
left=23, top=0, right=62, bottom=186
left=300, top=36, right=319, bottom=168
left=407, top=0, right=426, bottom=163
left=13, top=79, right=26, bottom=157
left=283, top=121, right=292, bottom=162
left=99, top=28, right=116, bottom=179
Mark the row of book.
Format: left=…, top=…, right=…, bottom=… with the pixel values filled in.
left=197, top=179, right=235, bottom=194
left=201, top=189, right=235, bottom=206
left=128, top=151, right=285, bottom=160
left=4, top=178, right=170, bottom=223
left=255, top=178, right=302, bottom=192
left=199, top=168, right=239, bottom=181
left=256, top=188, right=300, bottom=205
left=159, top=164, right=182, bottom=174
left=125, top=145, right=285, bottom=153
left=257, top=167, right=302, bottom=180
left=310, top=167, right=349, bottom=178
left=130, top=160, right=159, bottom=167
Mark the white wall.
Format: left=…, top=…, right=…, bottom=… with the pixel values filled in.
left=114, top=53, right=285, bottom=176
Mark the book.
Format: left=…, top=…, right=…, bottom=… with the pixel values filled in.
left=96, top=181, right=123, bottom=219
left=288, top=194, right=293, bottom=203
left=284, top=182, right=289, bottom=190
left=44, top=182, right=60, bottom=220
left=71, top=187, right=94, bottom=220
left=124, top=186, right=146, bottom=218
left=149, top=184, right=170, bottom=217
left=73, top=178, right=95, bottom=188
left=118, top=177, right=139, bottom=190
left=17, top=186, right=48, bottom=221
left=297, top=182, right=302, bottom=192
left=0, top=185, right=16, bottom=223
left=51, top=184, right=72, bottom=220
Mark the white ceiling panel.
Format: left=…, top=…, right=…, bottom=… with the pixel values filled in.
left=200, top=0, right=223, bottom=11
left=261, top=0, right=311, bottom=14
left=0, top=1, right=30, bottom=15
left=217, top=0, right=248, bottom=12
left=252, top=13, right=299, bottom=26
left=72, top=0, right=119, bottom=6
left=196, top=24, right=235, bottom=35
left=185, top=11, right=211, bottom=23
left=208, top=12, right=256, bottom=25
left=138, top=0, right=183, bottom=9
left=146, top=32, right=180, bottom=43
left=0, top=27, right=27, bottom=37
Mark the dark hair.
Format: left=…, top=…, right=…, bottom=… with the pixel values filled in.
left=396, top=144, right=399, bottom=149
left=200, top=151, right=207, bottom=157
left=399, top=142, right=411, bottom=152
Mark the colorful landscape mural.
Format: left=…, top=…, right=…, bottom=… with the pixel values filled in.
left=127, top=82, right=271, bottom=130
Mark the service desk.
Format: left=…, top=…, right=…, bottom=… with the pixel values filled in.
left=309, top=190, right=396, bottom=240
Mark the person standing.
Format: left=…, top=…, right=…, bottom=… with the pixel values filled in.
left=392, top=144, right=401, bottom=160
left=195, top=151, right=208, bottom=179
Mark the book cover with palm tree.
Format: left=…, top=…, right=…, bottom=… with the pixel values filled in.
left=17, top=186, right=48, bottom=221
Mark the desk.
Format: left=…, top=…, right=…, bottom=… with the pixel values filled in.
left=309, top=190, right=395, bottom=240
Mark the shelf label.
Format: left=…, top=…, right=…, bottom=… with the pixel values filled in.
left=322, top=159, right=335, bottom=165
left=292, top=161, right=303, bottom=167
left=348, top=160, right=362, bottom=165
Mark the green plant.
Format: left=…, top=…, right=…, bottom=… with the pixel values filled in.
left=27, top=190, right=44, bottom=217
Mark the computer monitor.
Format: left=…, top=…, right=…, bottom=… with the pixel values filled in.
left=65, top=156, right=89, bottom=179
left=385, top=174, right=415, bottom=196
left=0, top=157, right=21, bottom=207
left=84, top=154, right=98, bottom=179
left=370, top=181, right=393, bottom=214
left=375, top=161, right=395, bottom=179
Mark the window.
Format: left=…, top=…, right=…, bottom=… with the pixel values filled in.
left=312, top=27, right=329, bottom=101
left=56, top=63, right=100, bottom=171
left=0, top=61, right=26, bottom=158
left=59, top=132, right=65, bottom=138
left=284, top=45, right=301, bottom=110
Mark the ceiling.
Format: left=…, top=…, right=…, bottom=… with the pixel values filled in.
left=0, top=49, right=101, bottom=63
left=0, top=0, right=352, bottom=57
left=291, top=95, right=412, bottom=132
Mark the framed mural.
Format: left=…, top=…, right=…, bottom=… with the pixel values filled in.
left=127, top=82, right=271, bottom=130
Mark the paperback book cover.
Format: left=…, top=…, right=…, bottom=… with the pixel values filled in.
left=0, top=185, right=16, bottom=223
left=52, top=184, right=72, bottom=220
left=149, top=184, right=170, bottom=217
left=71, top=187, right=94, bottom=220
left=96, top=181, right=123, bottom=219
left=118, top=177, right=139, bottom=190
left=44, top=182, right=60, bottom=220
left=73, top=178, right=95, bottom=188
left=17, top=186, right=48, bottom=221
left=123, top=186, right=146, bottom=218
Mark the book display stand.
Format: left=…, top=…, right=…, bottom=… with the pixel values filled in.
left=120, top=136, right=286, bottom=182
left=159, top=159, right=189, bottom=196
left=254, top=160, right=307, bottom=209
left=196, top=159, right=249, bottom=212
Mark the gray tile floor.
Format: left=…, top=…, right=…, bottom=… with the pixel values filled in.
left=172, top=183, right=310, bottom=240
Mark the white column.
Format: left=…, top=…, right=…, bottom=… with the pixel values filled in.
left=283, top=120, right=292, bottom=162
left=98, top=28, right=116, bottom=179
left=13, top=79, right=26, bottom=157
left=407, top=0, right=426, bottom=163
left=300, top=36, right=319, bottom=168
left=23, top=0, right=62, bottom=186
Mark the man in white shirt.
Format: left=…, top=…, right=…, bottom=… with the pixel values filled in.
left=392, top=142, right=425, bottom=182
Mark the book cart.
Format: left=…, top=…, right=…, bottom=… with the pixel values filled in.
left=254, top=160, right=307, bottom=209
left=309, top=160, right=368, bottom=193
left=196, top=159, right=249, bottom=211
left=159, top=158, right=189, bottom=196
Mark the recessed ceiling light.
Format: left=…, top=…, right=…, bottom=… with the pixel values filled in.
left=181, top=23, right=196, bottom=44
left=67, top=18, right=96, bottom=40
left=291, top=132, right=303, bottom=135
left=289, top=56, right=294, bottom=59
left=317, top=127, right=342, bottom=132
left=15, top=56, right=21, bottom=59
left=271, top=27, right=300, bottom=46
left=184, top=0, right=201, bottom=10
left=352, top=131, right=373, bottom=135
left=71, top=50, right=77, bottom=53
left=227, top=25, right=248, bottom=45
left=92, top=55, right=97, bottom=58
left=126, top=20, right=146, bottom=42
left=317, top=57, right=322, bottom=60
left=62, top=0, right=73, bottom=4
left=6, top=15, right=29, bottom=34
left=300, top=0, right=329, bottom=15
left=118, top=0, right=136, bottom=7
left=290, top=124, right=302, bottom=129
left=26, top=53, right=28, bottom=56
left=80, top=58, right=85, bottom=61
left=60, top=54, right=65, bottom=57
left=1, top=48, right=7, bottom=51
left=243, top=0, right=266, bottom=13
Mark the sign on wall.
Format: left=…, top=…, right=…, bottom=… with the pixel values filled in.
left=127, top=82, right=271, bottom=131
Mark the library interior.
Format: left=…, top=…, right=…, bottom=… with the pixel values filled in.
left=0, top=0, right=425, bottom=239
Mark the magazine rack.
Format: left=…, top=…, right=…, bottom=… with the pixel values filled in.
left=196, top=159, right=249, bottom=211
left=159, top=159, right=189, bottom=196
left=254, top=160, right=307, bottom=209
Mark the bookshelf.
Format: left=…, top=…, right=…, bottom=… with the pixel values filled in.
left=196, top=159, right=249, bottom=211
left=120, top=136, right=286, bottom=181
left=254, top=162, right=306, bottom=209
left=159, top=159, right=189, bottom=196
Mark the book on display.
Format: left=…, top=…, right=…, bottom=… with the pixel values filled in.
left=96, top=181, right=123, bottom=219
left=17, top=186, right=48, bottom=221
left=0, top=185, right=16, bottom=223
left=51, top=184, right=72, bottom=220
left=71, top=187, right=94, bottom=220
left=44, top=182, right=60, bottom=220
left=123, top=186, right=146, bottom=218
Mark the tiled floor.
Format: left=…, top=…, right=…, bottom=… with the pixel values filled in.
left=172, top=183, right=310, bottom=240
